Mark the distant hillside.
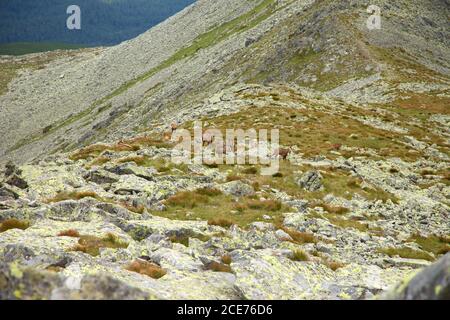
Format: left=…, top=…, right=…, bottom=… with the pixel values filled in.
left=0, top=0, right=195, bottom=48
left=0, top=42, right=88, bottom=56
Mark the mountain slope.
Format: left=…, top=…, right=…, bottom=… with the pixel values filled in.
left=0, top=0, right=448, bottom=165
left=0, top=0, right=449, bottom=300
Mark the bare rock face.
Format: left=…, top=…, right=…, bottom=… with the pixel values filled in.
left=381, top=253, right=450, bottom=300
left=219, top=180, right=255, bottom=197
left=296, top=170, right=323, bottom=192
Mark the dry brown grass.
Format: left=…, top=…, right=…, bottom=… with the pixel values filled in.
left=377, top=247, right=435, bottom=262
left=204, top=261, right=233, bottom=273
left=290, top=249, right=310, bottom=262
left=0, top=219, right=30, bottom=233
left=393, top=93, right=450, bottom=115
left=318, top=204, right=349, bottom=215
left=45, top=190, right=102, bottom=203
left=71, top=232, right=129, bottom=256
left=125, top=259, right=166, bottom=279
left=322, top=259, right=346, bottom=271
left=251, top=181, right=261, bottom=191
left=69, top=143, right=140, bottom=161
left=116, top=155, right=147, bottom=166
left=420, top=169, right=435, bottom=176
left=226, top=174, right=242, bottom=182
left=119, top=202, right=145, bottom=214
left=88, top=156, right=111, bottom=167
left=246, top=199, right=282, bottom=212
left=221, top=254, right=232, bottom=265
left=57, top=229, right=80, bottom=237
left=165, top=191, right=210, bottom=209
left=281, top=227, right=318, bottom=244
left=207, top=218, right=234, bottom=228
left=122, top=135, right=173, bottom=149
left=195, top=188, right=223, bottom=197
left=242, top=166, right=258, bottom=175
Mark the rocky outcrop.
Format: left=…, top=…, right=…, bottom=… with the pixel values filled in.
left=0, top=0, right=448, bottom=301
left=380, top=253, right=450, bottom=300
left=295, top=170, right=323, bottom=192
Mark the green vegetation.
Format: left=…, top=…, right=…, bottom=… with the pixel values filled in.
left=290, top=249, right=310, bottom=262
left=408, top=234, right=450, bottom=256
left=377, top=247, right=435, bottom=262
left=152, top=188, right=288, bottom=228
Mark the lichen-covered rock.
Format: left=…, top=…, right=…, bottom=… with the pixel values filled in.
left=380, top=253, right=450, bottom=300
left=295, top=170, right=323, bottom=192
left=219, top=180, right=254, bottom=197
left=231, top=249, right=408, bottom=300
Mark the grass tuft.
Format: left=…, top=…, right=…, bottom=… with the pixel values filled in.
left=120, top=202, right=145, bottom=214
left=281, top=227, right=318, bottom=244
left=45, top=190, right=102, bottom=203
left=378, top=247, right=435, bottom=262
left=319, top=204, right=349, bottom=215
left=226, top=174, right=242, bottom=182
left=208, top=218, right=234, bottom=228
left=204, top=261, right=233, bottom=273
left=290, top=249, right=310, bottom=262
left=195, top=188, right=223, bottom=197
left=246, top=199, right=282, bottom=211
left=57, top=229, right=80, bottom=237
left=242, top=166, right=258, bottom=175
left=71, top=232, right=129, bottom=256
left=0, top=219, right=30, bottom=233
left=221, top=254, right=232, bottom=265
left=125, top=259, right=166, bottom=279
left=408, top=234, right=450, bottom=256
left=322, top=259, right=346, bottom=271
left=165, top=191, right=209, bottom=209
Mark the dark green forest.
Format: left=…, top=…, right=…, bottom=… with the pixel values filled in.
left=0, top=0, right=195, bottom=49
